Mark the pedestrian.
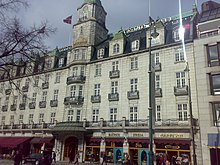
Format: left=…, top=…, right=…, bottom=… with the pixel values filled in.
left=101, top=152, right=107, bottom=165
left=14, top=150, right=22, bottom=165
left=52, top=151, right=56, bottom=163
left=73, top=151, right=79, bottom=165
left=68, top=150, right=74, bottom=163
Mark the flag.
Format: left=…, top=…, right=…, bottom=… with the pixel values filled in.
left=38, top=26, right=46, bottom=33
left=63, top=16, right=72, bottom=24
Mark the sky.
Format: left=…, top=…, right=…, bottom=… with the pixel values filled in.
left=18, top=0, right=220, bottom=50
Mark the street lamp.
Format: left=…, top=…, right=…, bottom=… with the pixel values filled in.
left=148, top=16, right=159, bottom=165
left=184, top=62, right=197, bottom=165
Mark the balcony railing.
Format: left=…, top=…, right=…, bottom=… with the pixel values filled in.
left=29, top=102, right=36, bottom=109
left=50, top=100, right=58, bottom=107
left=108, top=93, right=119, bottom=101
left=155, top=63, right=162, bottom=72
left=91, top=95, right=101, bottom=103
left=127, top=91, right=139, bottom=100
left=109, top=70, right=120, bottom=79
left=39, top=101, right=46, bottom=108
left=155, top=88, right=162, bottom=97
left=2, top=105, right=8, bottom=112
left=174, top=86, right=188, bottom=96
left=42, top=82, right=49, bottom=89
left=10, top=104, right=17, bottom=111
left=22, top=85, right=29, bottom=92
left=66, top=75, right=86, bottom=85
left=64, top=96, right=84, bottom=105
left=19, top=103, right=26, bottom=110
left=5, top=89, right=11, bottom=95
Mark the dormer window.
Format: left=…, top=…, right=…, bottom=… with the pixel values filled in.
left=113, top=43, right=120, bottom=54
left=151, top=34, right=160, bottom=45
left=97, top=48, right=104, bottom=59
left=58, top=58, right=64, bottom=67
left=131, top=40, right=140, bottom=51
left=173, top=28, right=180, bottom=41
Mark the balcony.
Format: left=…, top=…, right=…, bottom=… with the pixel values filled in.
left=127, top=91, right=139, bottom=100
left=108, top=93, right=119, bottom=101
left=155, top=63, right=162, bottom=72
left=174, top=86, right=188, bottom=96
left=10, top=104, right=17, bottom=111
left=39, top=101, right=46, bottom=108
left=64, top=96, right=84, bottom=105
left=42, top=82, right=49, bottom=89
left=19, top=103, right=26, bottom=110
left=22, top=85, right=29, bottom=92
left=2, top=105, right=8, bottom=112
left=29, top=102, right=36, bottom=109
left=91, top=95, right=101, bottom=103
left=155, top=88, right=162, bottom=97
left=66, top=75, right=86, bottom=85
left=50, top=100, right=58, bottom=107
left=5, top=89, right=11, bottom=95
left=109, top=70, right=120, bottom=79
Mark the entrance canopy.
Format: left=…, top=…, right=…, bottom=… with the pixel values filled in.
left=0, top=137, right=31, bottom=148
left=208, top=133, right=220, bottom=148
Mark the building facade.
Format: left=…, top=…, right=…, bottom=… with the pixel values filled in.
left=0, top=0, right=219, bottom=164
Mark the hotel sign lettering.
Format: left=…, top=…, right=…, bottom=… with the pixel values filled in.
left=108, top=133, right=121, bottom=137
left=159, top=134, right=184, bottom=138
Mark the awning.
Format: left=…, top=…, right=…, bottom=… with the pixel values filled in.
left=0, top=137, right=31, bottom=148
left=208, top=133, right=220, bottom=148
left=128, top=138, right=149, bottom=143
left=154, top=139, right=191, bottom=145
left=105, top=138, right=124, bottom=143
left=85, top=137, right=101, bottom=143
left=30, top=137, right=54, bottom=144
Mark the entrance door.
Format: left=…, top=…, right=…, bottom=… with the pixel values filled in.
left=63, top=137, right=78, bottom=160
left=114, top=148, right=123, bottom=164
left=139, top=150, right=149, bottom=165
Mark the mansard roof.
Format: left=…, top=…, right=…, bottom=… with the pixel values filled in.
left=84, top=0, right=101, bottom=6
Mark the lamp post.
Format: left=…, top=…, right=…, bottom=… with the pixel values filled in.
left=184, top=62, right=197, bottom=165
left=148, top=17, right=159, bottom=165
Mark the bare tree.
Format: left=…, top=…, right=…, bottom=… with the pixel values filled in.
left=0, top=0, right=56, bottom=87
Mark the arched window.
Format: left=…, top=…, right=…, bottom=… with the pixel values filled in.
left=113, top=43, right=120, bottom=54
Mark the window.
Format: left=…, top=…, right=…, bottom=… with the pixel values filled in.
left=44, top=74, right=49, bottom=83
left=110, top=108, right=117, bottom=122
left=10, top=115, right=14, bottom=124
left=94, top=84, right=100, bottom=96
left=131, top=40, right=140, bottom=51
left=22, top=94, right=27, bottom=103
left=175, top=48, right=185, bottom=62
left=55, top=72, right=61, bottom=83
left=112, top=61, right=119, bottom=71
left=42, top=91, right=47, bottom=101
left=113, top=43, right=120, bottom=54
left=50, top=112, right=56, bottom=124
left=70, top=85, right=76, bottom=97
left=54, top=90, right=59, bottom=100
left=39, top=113, right=44, bottom=124
left=25, top=78, right=30, bottom=86
left=29, top=114, right=34, bottom=124
left=210, top=74, right=220, bottom=95
left=155, top=53, right=160, bottom=65
left=95, top=64, right=101, bottom=76
left=156, top=105, right=161, bottom=121
left=82, top=49, right=86, bottom=60
left=155, top=75, right=160, bottom=89
left=19, top=115, right=23, bottom=124
left=98, top=48, right=104, bottom=59
left=79, top=85, right=83, bottom=97
left=76, top=110, right=81, bottom=121
left=16, top=80, right=21, bottom=89
left=34, top=76, right=39, bottom=86
left=130, top=78, right=138, bottom=92
left=173, top=29, right=180, bottom=41
left=92, top=109, right=99, bottom=122
left=32, top=93, right=37, bottom=103
left=1, top=116, right=5, bottom=125
left=131, top=57, right=138, bottom=70
left=130, top=106, right=138, bottom=122
left=58, top=58, right=64, bottom=67
left=176, top=72, right=186, bottom=88
left=0, top=83, right=4, bottom=93
left=5, top=96, right=9, bottom=105
left=80, top=66, right=85, bottom=76
left=74, top=49, right=79, bottom=60
left=45, top=59, right=52, bottom=69
left=72, top=67, right=78, bottom=76
left=68, top=110, right=74, bottom=121
left=178, top=104, right=188, bottom=121
left=207, top=43, right=220, bottom=67
left=111, top=81, right=118, bottom=94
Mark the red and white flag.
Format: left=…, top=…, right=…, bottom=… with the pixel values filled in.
left=63, top=16, right=72, bottom=24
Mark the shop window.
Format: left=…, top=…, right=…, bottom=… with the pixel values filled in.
left=207, top=43, right=220, bottom=67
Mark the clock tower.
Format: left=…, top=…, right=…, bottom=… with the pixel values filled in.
left=72, top=0, right=108, bottom=48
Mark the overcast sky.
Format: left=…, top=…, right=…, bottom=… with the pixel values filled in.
left=18, top=0, right=220, bottom=49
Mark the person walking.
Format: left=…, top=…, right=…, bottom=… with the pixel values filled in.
left=14, top=151, right=22, bottom=165
left=101, top=152, right=107, bottom=165
left=73, top=151, right=79, bottom=165
left=52, top=151, right=56, bottom=163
